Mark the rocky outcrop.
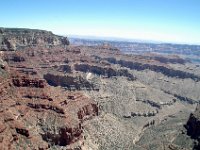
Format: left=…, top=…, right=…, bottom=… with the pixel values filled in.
left=0, top=27, right=69, bottom=51
left=27, top=102, right=65, bottom=114
left=4, top=53, right=25, bottom=62
left=0, top=71, right=98, bottom=149
left=0, top=58, right=7, bottom=74
left=77, top=104, right=99, bottom=121
left=12, top=76, right=46, bottom=88
left=185, top=105, right=200, bottom=138
left=185, top=105, right=200, bottom=149
left=44, top=73, right=98, bottom=90
left=17, top=68, right=37, bottom=75
left=39, top=98, right=98, bottom=147
left=41, top=125, right=83, bottom=146
left=74, top=63, right=135, bottom=80
left=16, top=127, right=30, bottom=137
left=41, top=102, right=98, bottom=146
left=56, top=64, right=72, bottom=73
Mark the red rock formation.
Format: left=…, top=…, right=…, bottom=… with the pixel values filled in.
left=1, top=27, right=198, bottom=150
left=0, top=66, right=98, bottom=149
left=77, top=104, right=99, bottom=120
left=12, top=76, right=46, bottom=88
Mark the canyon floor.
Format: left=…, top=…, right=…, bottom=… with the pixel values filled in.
left=0, top=28, right=200, bottom=150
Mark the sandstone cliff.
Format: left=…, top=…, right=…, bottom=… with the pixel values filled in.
left=0, top=27, right=69, bottom=51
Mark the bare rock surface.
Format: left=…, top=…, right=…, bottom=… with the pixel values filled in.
left=0, top=27, right=199, bottom=149
left=0, top=27, right=69, bottom=51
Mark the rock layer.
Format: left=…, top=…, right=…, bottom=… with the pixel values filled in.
left=1, top=27, right=200, bottom=150
left=0, top=27, right=69, bottom=51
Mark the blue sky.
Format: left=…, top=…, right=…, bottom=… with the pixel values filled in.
left=1, top=0, right=200, bottom=44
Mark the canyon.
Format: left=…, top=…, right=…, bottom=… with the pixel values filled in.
left=0, top=28, right=200, bottom=150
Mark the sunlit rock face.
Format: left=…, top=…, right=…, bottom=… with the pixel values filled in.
left=0, top=27, right=69, bottom=51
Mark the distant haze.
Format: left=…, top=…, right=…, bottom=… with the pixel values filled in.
left=0, top=0, right=200, bottom=44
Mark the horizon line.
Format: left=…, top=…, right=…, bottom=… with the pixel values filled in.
left=67, top=34, right=200, bottom=46
left=1, top=26, right=199, bottom=46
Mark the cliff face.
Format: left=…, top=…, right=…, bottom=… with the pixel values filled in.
left=43, top=73, right=98, bottom=90
left=103, top=57, right=200, bottom=81
left=185, top=105, right=200, bottom=149
left=74, top=63, right=135, bottom=80
left=0, top=27, right=69, bottom=51
left=186, top=105, right=200, bottom=138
